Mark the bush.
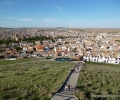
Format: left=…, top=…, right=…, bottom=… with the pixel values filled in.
left=46, top=56, right=53, bottom=59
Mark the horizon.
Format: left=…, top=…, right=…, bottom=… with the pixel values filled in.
left=0, top=0, right=120, bottom=28
left=1, top=26, right=120, bottom=29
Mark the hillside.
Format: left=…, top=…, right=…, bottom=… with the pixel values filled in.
left=0, top=61, right=75, bottom=100
left=75, top=62, right=120, bottom=100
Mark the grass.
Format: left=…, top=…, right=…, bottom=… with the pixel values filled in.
left=0, top=57, right=46, bottom=65
left=75, top=62, right=120, bottom=100
left=0, top=61, right=75, bottom=100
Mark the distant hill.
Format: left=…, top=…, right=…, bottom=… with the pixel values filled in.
left=0, top=27, right=13, bottom=29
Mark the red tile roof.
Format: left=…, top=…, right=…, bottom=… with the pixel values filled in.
left=35, top=45, right=44, bottom=51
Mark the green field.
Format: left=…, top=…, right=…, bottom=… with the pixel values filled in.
left=0, top=61, right=75, bottom=100
left=75, top=62, right=120, bottom=100
left=0, top=58, right=47, bottom=65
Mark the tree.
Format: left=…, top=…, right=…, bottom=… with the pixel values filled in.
left=14, top=46, right=22, bottom=52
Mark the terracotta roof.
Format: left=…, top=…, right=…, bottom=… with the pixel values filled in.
left=84, top=53, right=89, bottom=56
left=26, top=49, right=34, bottom=53
left=35, top=45, right=44, bottom=50
left=91, top=52, right=97, bottom=56
left=102, top=52, right=108, bottom=58
left=110, top=54, right=118, bottom=58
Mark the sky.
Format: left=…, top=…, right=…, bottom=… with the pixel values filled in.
left=0, top=0, right=120, bottom=28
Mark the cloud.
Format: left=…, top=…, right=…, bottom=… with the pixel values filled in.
left=54, top=6, right=63, bottom=10
left=46, top=2, right=63, bottom=10
left=18, top=18, right=33, bottom=21
left=1, top=1, right=10, bottom=5
left=42, top=18, right=58, bottom=23
left=5, top=17, right=13, bottom=19
left=45, top=24, right=49, bottom=27
left=68, top=23, right=77, bottom=27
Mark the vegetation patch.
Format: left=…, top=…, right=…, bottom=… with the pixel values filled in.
left=75, top=62, right=120, bottom=100
left=0, top=58, right=46, bottom=65
left=0, top=61, right=75, bottom=100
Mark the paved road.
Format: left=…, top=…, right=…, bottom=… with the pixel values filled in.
left=50, top=62, right=82, bottom=100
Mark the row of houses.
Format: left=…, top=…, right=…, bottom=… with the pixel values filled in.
left=83, top=51, right=120, bottom=64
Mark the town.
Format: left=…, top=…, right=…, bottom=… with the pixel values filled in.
left=0, top=28, right=120, bottom=64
